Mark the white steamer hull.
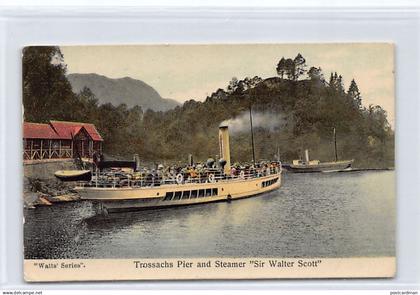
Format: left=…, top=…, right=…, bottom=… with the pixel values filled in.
left=76, top=173, right=281, bottom=213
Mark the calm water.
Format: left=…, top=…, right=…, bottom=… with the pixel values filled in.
left=24, top=171, right=395, bottom=259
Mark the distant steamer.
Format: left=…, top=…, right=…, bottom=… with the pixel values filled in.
left=284, top=154, right=353, bottom=173
left=284, top=128, right=354, bottom=173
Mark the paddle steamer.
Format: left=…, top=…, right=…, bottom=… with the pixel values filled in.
left=75, top=125, right=282, bottom=213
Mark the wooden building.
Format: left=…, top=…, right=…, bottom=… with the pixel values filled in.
left=23, top=120, right=103, bottom=161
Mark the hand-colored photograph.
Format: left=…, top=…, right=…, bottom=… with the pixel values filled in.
left=22, top=44, right=395, bottom=281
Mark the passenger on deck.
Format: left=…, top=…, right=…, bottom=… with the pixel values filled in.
left=189, top=166, right=198, bottom=179
left=146, top=171, right=153, bottom=186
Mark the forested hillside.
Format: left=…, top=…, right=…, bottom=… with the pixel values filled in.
left=23, top=47, right=394, bottom=168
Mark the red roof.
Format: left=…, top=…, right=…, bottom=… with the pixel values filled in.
left=50, top=121, right=103, bottom=141
left=23, top=123, right=61, bottom=139
left=23, top=121, right=103, bottom=141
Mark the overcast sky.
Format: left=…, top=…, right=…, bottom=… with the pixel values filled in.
left=61, top=43, right=394, bottom=127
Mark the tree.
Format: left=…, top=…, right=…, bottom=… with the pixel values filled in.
left=22, top=46, right=79, bottom=122
left=329, top=72, right=334, bottom=86
left=328, top=72, right=345, bottom=93
left=276, top=57, right=295, bottom=80
left=293, top=53, right=307, bottom=80
left=227, top=77, right=239, bottom=94
left=367, top=105, right=390, bottom=135
left=308, top=66, right=324, bottom=82
left=206, top=88, right=228, bottom=102
left=74, top=87, right=99, bottom=122
left=347, top=79, right=362, bottom=109
left=240, top=76, right=263, bottom=91
left=251, top=76, right=263, bottom=86
left=284, top=58, right=295, bottom=80
left=336, top=74, right=345, bottom=94
left=276, top=57, right=286, bottom=78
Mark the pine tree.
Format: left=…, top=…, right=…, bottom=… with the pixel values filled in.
left=328, top=72, right=344, bottom=93
left=329, top=72, right=335, bottom=86
left=293, top=53, right=307, bottom=80
left=347, top=79, right=362, bottom=108
left=277, top=57, right=296, bottom=80
left=276, top=57, right=286, bottom=78
left=336, top=74, right=345, bottom=93
left=284, top=58, right=295, bottom=80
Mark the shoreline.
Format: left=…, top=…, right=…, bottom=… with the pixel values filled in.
left=23, top=168, right=393, bottom=209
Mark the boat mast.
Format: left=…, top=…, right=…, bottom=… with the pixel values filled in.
left=333, top=127, right=338, bottom=162
left=249, top=104, right=256, bottom=165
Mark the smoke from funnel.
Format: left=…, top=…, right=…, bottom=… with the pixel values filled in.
left=220, top=111, right=285, bottom=134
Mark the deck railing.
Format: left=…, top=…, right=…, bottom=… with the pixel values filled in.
left=80, top=165, right=282, bottom=189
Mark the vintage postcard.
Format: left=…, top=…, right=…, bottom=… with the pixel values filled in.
left=22, top=44, right=395, bottom=281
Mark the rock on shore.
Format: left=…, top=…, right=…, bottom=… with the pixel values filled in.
left=23, top=177, right=81, bottom=208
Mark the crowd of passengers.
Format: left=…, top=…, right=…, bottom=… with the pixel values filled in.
left=95, top=160, right=281, bottom=187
